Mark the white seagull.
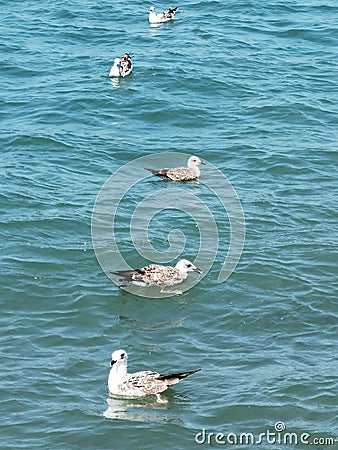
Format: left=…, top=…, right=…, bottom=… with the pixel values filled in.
left=108, top=349, right=200, bottom=400
left=111, top=259, right=202, bottom=288
left=149, top=6, right=177, bottom=24
left=145, top=155, right=205, bottom=181
left=109, top=53, right=133, bottom=78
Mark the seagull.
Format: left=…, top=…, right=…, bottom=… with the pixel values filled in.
left=145, top=155, right=205, bottom=181
left=108, top=349, right=200, bottom=401
left=111, top=259, right=202, bottom=288
left=149, top=6, right=178, bottom=24
left=109, top=53, right=133, bottom=78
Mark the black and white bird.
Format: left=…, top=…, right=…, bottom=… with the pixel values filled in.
left=108, top=349, right=200, bottom=400
left=111, top=259, right=202, bottom=288
left=145, top=155, right=205, bottom=181
left=148, top=6, right=178, bottom=24
left=109, top=53, right=133, bottom=78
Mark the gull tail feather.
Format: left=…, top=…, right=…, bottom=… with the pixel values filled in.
left=144, top=168, right=170, bottom=178
left=156, top=368, right=201, bottom=385
left=110, top=269, right=144, bottom=282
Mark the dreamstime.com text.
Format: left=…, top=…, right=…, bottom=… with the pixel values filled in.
left=194, top=423, right=338, bottom=446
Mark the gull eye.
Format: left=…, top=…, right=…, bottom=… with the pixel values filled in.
left=120, top=353, right=125, bottom=359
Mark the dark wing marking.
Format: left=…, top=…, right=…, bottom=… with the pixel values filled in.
left=110, top=268, right=146, bottom=282
left=145, top=167, right=171, bottom=178
left=156, top=368, right=201, bottom=385
left=168, top=7, right=178, bottom=14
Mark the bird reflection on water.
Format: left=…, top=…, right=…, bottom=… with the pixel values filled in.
left=103, top=395, right=181, bottom=423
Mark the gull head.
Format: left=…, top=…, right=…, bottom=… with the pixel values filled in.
left=175, top=259, right=203, bottom=275
left=149, top=6, right=155, bottom=12
left=110, top=349, right=128, bottom=368
left=187, top=155, right=205, bottom=169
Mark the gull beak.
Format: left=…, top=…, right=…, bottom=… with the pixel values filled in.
left=193, top=267, right=203, bottom=274
left=201, top=160, right=206, bottom=165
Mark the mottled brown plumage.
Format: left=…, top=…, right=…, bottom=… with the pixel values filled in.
left=111, top=259, right=202, bottom=287
left=108, top=349, right=200, bottom=397
left=149, top=6, right=178, bottom=24
left=145, top=155, right=205, bottom=181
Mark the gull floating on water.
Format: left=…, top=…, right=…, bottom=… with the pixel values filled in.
left=109, top=53, right=133, bottom=77
left=108, top=349, right=200, bottom=400
left=111, top=259, right=202, bottom=288
left=145, top=155, right=205, bottom=181
left=149, top=6, right=177, bottom=24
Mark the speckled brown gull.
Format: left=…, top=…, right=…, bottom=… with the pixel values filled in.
left=109, top=53, right=133, bottom=78
left=149, top=6, right=178, bottom=24
left=108, top=349, right=200, bottom=400
left=145, top=155, right=205, bottom=181
left=111, top=259, right=202, bottom=288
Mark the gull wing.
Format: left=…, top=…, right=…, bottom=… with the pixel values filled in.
left=156, top=368, right=201, bottom=385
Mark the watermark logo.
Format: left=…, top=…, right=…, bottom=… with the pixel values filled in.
left=274, top=421, right=286, bottom=432
left=91, top=152, right=245, bottom=298
left=195, top=422, right=338, bottom=446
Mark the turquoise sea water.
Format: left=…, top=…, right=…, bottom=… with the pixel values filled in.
left=1, top=1, right=337, bottom=449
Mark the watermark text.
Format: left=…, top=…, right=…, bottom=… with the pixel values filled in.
left=195, top=423, right=338, bottom=446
